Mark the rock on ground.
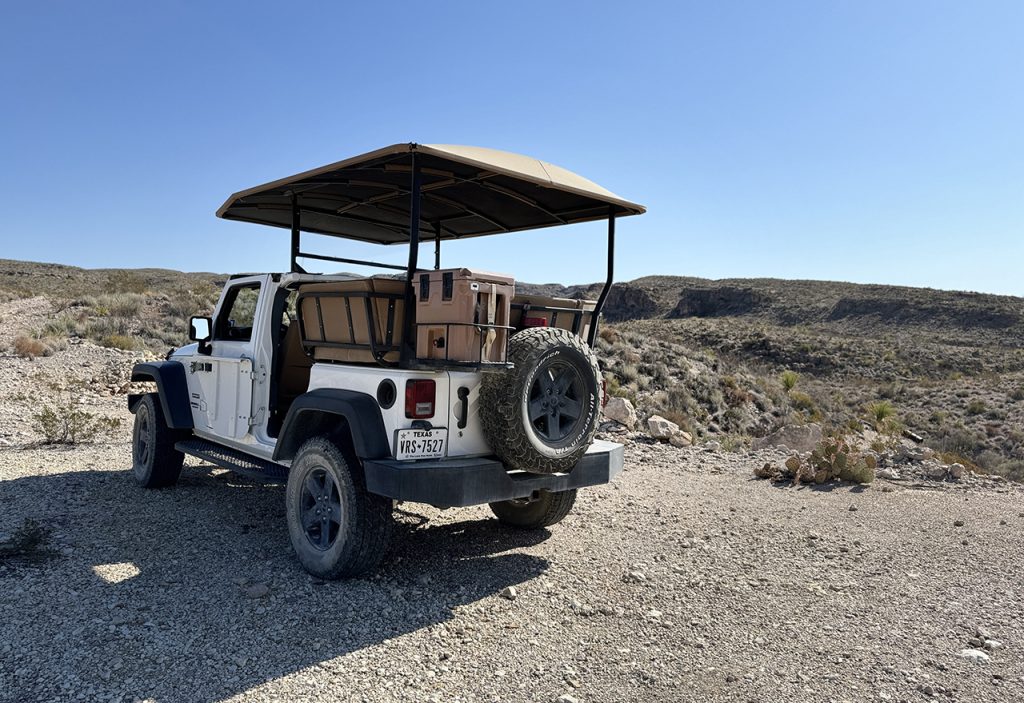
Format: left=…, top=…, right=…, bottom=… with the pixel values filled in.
left=646, top=414, right=679, bottom=440
left=603, top=396, right=637, bottom=430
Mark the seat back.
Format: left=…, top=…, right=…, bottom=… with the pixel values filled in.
left=277, top=323, right=312, bottom=401
left=297, top=278, right=407, bottom=364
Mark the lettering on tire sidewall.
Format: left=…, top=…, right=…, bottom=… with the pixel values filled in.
left=520, top=348, right=598, bottom=456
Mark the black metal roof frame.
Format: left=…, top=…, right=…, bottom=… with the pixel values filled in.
left=215, top=143, right=644, bottom=365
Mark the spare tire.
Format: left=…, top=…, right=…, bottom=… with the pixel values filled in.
left=480, top=327, right=601, bottom=474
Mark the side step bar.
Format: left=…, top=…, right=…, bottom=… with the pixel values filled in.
left=176, top=439, right=290, bottom=484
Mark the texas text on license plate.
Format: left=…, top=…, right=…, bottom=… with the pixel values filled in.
left=394, top=428, right=447, bottom=460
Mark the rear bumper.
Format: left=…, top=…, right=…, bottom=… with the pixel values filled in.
left=363, top=440, right=624, bottom=507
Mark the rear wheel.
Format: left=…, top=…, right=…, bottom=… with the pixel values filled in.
left=489, top=489, right=577, bottom=529
left=285, top=437, right=393, bottom=578
left=131, top=394, right=185, bottom=488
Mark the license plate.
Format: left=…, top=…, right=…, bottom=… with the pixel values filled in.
left=394, top=428, right=447, bottom=460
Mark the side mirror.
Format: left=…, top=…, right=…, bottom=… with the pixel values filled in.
left=189, top=316, right=212, bottom=342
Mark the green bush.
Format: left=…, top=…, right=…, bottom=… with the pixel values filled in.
left=966, top=400, right=987, bottom=415
left=33, top=385, right=122, bottom=444
left=780, top=370, right=799, bottom=391
left=789, top=391, right=820, bottom=420
left=100, top=334, right=138, bottom=351
left=98, top=293, right=144, bottom=317
left=868, top=400, right=895, bottom=424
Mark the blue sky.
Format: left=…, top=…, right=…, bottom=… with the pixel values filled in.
left=1, top=1, right=1022, bottom=294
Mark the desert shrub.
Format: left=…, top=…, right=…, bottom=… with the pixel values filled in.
left=41, top=313, right=82, bottom=338
left=780, top=370, right=799, bottom=391
left=933, top=427, right=984, bottom=457
left=1010, top=386, right=1024, bottom=402
left=656, top=386, right=696, bottom=431
left=603, top=372, right=635, bottom=403
left=100, top=334, right=138, bottom=351
left=616, top=363, right=640, bottom=385
left=719, top=434, right=748, bottom=452
left=789, top=391, right=820, bottom=420
left=990, top=460, right=1024, bottom=483
left=644, top=362, right=671, bottom=388
left=12, top=335, right=49, bottom=360
left=966, top=400, right=987, bottom=415
left=84, top=316, right=131, bottom=339
left=97, top=293, right=144, bottom=318
left=33, top=384, right=122, bottom=444
left=868, top=400, right=895, bottom=423
left=877, top=382, right=902, bottom=400
left=106, top=271, right=148, bottom=294
left=598, top=327, right=620, bottom=344
left=721, top=375, right=752, bottom=406
left=166, top=283, right=218, bottom=320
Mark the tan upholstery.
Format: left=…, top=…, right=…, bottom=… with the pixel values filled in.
left=298, top=278, right=407, bottom=364
left=278, top=324, right=312, bottom=400
left=511, top=294, right=596, bottom=339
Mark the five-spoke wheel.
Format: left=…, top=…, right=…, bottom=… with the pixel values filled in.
left=285, top=437, right=393, bottom=578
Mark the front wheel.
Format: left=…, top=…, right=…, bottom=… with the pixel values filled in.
left=132, top=394, right=185, bottom=488
left=285, top=437, right=393, bottom=579
left=489, top=489, right=577, bottom=529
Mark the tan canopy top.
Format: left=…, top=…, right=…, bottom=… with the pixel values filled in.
left=216, top=143, right=646, bottom=245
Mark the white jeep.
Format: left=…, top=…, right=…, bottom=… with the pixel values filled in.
left=128, top=143, right=645, bottom=578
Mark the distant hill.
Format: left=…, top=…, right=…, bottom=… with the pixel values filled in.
left=519, top=275, right=1024, bottom=337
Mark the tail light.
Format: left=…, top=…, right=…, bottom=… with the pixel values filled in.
left=405, top=379, right=436, bottom=419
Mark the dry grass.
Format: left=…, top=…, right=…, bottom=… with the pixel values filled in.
left=12, top=335, right=49, bottom=360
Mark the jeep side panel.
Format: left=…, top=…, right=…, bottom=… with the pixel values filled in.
left=272, top=388, right=390, bottom=462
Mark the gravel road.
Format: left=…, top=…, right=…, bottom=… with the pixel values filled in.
left=2, top=435, right=1023, bottom=703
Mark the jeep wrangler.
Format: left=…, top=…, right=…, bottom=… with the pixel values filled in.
left=128, top=143, right=645, bottom=578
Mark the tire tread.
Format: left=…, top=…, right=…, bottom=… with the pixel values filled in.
left=479, top=328, right=600, bottom=474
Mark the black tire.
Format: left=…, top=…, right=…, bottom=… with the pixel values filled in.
left=480, top=327, right=601, bottom=474
left=285, top=437, right=393, bottom=579
left=489, top=489, right=577, bottom=529
left=131, top=394, right=186, bottom=488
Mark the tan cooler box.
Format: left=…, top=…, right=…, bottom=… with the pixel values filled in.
left=415, top=268, right=514, bottom=363
left=511, top=295, right=597, bottom=340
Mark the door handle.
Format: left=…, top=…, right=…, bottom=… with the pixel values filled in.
left=457, top=386, right=469, bottom=429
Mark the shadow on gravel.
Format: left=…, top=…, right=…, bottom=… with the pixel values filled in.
left=0, top=463, right=551, bottom=702
left=758, top=478, right=870, bottom=493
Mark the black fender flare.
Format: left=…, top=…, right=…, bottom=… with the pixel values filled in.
left=273, top=389, right=389, bottom=462
left=127, top=361, right=194, bottom=430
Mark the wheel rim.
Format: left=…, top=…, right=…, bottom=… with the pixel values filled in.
left=299, top=467, right=343, bottom=551
left=134, top=404, right=152, bottom=469
left=527, top=360, right=586, bottom=443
